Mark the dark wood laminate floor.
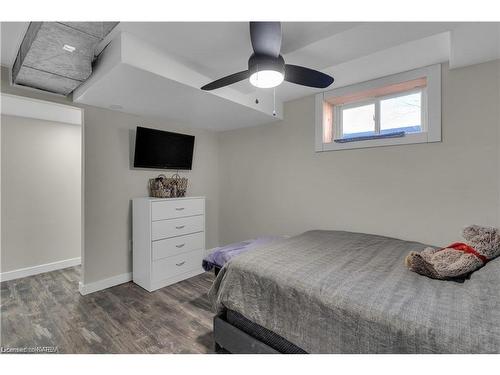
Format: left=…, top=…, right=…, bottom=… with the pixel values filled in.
left=0, top=267, right=216, bottom=353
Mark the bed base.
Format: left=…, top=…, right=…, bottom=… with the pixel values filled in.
left=213, top=312, right=279, bottom=354
left=212, top=268, right=278, bottom=353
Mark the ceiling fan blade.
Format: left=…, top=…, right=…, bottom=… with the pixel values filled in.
left=249, top=22, right=282, bottom=57
left=201, top=70, right=250, bottom=91
left=284, top=64, right=334, bottom=88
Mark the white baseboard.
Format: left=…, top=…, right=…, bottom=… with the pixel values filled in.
left=0, top=257, right=81, bottom=282
left=79, top=272, right=132, bottom=296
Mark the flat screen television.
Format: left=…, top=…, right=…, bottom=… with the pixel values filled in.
left=133, top=126, right=195, bottom=170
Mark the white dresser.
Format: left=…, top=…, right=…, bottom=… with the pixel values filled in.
left=132, top=196, right=205, bottom=292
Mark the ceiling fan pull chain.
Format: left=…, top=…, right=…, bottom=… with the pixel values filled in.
left=273, top=87, right=276, bottom=117
left=255, top=64, right=260, bottom=105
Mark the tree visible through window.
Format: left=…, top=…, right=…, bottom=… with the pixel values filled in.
left=380, top=92, right=422, bottom=135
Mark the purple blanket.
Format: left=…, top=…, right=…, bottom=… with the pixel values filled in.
left=202, top=236, right=285, bottom=271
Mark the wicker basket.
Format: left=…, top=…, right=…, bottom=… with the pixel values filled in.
left=149, top=174, right=188, bottom=198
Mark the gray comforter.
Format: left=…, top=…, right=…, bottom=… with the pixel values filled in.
left=209, top=230, right=500, bottom=353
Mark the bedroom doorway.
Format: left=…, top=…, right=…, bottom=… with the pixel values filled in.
left=0, top=93, right=84, bottom=285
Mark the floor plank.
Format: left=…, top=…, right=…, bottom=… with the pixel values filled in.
left=0, top=267, right=216, bottom=353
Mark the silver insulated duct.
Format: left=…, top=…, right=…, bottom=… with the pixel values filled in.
left=12, top=22, right=118, bottom=95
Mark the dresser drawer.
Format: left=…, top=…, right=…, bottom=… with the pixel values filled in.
left=151, top=199, right=204, bottom=221
left=151, top=215, right=204, bottom=241
left=152, top=249, right=203, bottom=281
left=152, top=232, right=204, bottom=260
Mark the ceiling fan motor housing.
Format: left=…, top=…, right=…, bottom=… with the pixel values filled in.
left=248, top=53, right=285, bottom=75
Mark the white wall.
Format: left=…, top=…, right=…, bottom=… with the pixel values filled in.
left=1, top=115, right=81, bottom=272
left=1, top=60, right=498, bottom=287
left=218, top=61, right=500, bottom=247
left=1, top=66, right=220, bottom=286
left=83, top=107, right=219, bottom=284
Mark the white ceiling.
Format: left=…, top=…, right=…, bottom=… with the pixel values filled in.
left=120, top=23, right=360, bottom=74
left=114, top=22, right=361, bottom=94
left=2, top=22, right=499, bottom=130
left=75, top=62, right=277, bottom=130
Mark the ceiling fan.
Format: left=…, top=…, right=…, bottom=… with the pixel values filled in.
left=201, top=22, right=334, bottom=91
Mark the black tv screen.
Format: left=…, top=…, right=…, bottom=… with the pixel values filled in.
left=134, top=126, right=195, bottom=170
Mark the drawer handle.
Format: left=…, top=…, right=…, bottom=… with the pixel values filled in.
left=175, top=207, right=185, bottom=211
left=176, top=243, right=185, bottom=248
left=175, top=225, right=185, bottom=229
left=176, top=261, right=186, bottom=267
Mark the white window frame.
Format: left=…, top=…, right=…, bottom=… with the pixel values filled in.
left=335, top=99, right=376, bottom=138
left=315, top=64, right=441, bottom=152
left=334, top=88, right=426, bottom=139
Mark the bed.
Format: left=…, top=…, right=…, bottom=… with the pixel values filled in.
left=208, top=230, right=500, bottom=353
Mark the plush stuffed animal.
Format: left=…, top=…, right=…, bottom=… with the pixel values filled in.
left=405, top=225, right=500, bottom=280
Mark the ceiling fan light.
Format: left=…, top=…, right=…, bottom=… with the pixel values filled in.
left=249, top=70, right=284, bottom=88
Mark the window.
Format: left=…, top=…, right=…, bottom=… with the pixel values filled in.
left=380, top=91, right=422, bottom=134
left=341, top=103, right=376, bottom=138
left=335, top=89, right=423, bottom=142
left=316, top=65, right=441, bottom=151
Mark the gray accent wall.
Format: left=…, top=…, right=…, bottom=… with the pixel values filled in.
left=217, top=61, right=500, bottom=247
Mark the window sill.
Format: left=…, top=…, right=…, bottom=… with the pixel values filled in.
left=318, top=132, right=439, bottom=152
left=334, top=131, right=406, bottom=143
